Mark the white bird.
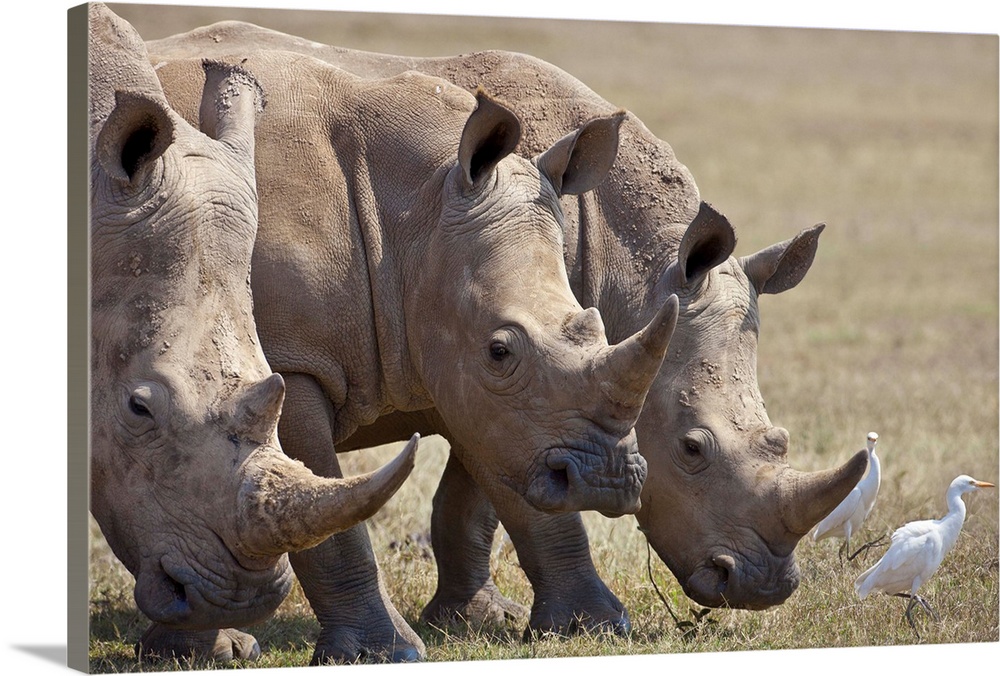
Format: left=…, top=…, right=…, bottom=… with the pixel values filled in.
left=854, top=474, right=995, bottom=636
left=493, top=525, right=515, bottom=561
left=811, top=432, right=882, bottom=560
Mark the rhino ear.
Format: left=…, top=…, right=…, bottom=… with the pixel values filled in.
left=535, top=111, right=625, bottom=196
left=739, top=223, right=825, bottom=295
left=457, top=89, right=521, bottom=189
left=661, top=202, right=737, bottom=291
left=96, top=90, right=176, bottom=184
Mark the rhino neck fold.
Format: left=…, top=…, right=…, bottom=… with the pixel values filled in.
left=138, top=49, right=457, bottom=442
left=561, top=116, right=700, bottom=346
left=346, top=163, right=438, bottom=426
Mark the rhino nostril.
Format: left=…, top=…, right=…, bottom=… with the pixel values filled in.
left=172, top=579, right=187, bottom=605
left=712, top=554, right=736, bottom=589
left=161, top=569, right=188, bottom=605
left=547, top=467, right=570, bottom=496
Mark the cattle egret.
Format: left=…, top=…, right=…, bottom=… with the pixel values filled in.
left=494, top=526, right=515, bottom=560
left=854, top=474, right=995, bottom=636
left=812, top=432, right=882, bottom=560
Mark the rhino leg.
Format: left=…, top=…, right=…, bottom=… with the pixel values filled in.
left=444, top=441, right=630, bottom=638
left=279, top=373, right=425, bottom=664
left=136, top=625, right=261, bottom=662
left=420, top=451, right=529, bottom=631
left=496, top=504, right=630, bottom=639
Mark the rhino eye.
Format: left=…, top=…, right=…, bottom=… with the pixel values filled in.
left=126, top=384, right=158, bottom=422
left=489, top=342, right=510, bottom=362
left=128, top=394, right=153, bottom=419
left=675, top=430, right=712, bottom=474
left=484, top=328, right=522, bottom=379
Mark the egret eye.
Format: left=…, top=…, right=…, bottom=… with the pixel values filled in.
left=129, top=394, right=153, bottom=419
left=489, top=342, right=510, bottom=362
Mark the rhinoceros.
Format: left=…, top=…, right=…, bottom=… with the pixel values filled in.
left=146, top=21, right=867, bottom=652
left=141, top=44, right=680, bottom=662
left=87, top=4, right=419, bottom=660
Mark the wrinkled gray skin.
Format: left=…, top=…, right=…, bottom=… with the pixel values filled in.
left=88, top=4, right=419, bottom=662
left=146, top=46, right=680, bottom=664
left=150, top=22, right=866, bottom=631
left=146, top=23, right=866, bottom=661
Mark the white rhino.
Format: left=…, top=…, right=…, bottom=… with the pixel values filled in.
left=87, top=4, right=417, bottom=660
left=144, top=23, right=865, bottom=661
left=137, top=43, right=680, bottom=662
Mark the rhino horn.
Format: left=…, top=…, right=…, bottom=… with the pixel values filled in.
left=594, top=294, right=679, bottom=431
left=233, top=373, right=285, bottom=444
left=198, top=59, right=266, bottom=160
left=235, top=434, right=419, bottom=558
left=778, top=448, right=869, bottom=536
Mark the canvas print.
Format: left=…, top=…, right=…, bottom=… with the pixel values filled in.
left=70, top=2, right=999, bottom=672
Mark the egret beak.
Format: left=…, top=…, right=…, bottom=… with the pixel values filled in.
left=973, top=481, right=995, bottom=488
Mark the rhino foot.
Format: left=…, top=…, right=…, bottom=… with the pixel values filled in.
left=524, top=600, right=631, bottom=641
left=136, top=625, right=261, bottom=662
left=310, top=623, right=423, bottom=665
left=420, top=579, right=530, bottom=632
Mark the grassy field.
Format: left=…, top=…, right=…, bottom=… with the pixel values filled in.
left=91, top=3, right=998, bottom=672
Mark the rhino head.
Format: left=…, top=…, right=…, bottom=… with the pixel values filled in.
left=411, top=92, right=678, bottom=517
left=633, top=202, right=867, bottom=609
left=87, top=3, right=415, bottom=630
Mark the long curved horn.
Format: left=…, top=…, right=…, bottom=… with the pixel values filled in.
left=234, top=434, right=419, bottom=558
left=778, top=449, right=868, bottom=535
left=594, top=294, right=679, bottom=430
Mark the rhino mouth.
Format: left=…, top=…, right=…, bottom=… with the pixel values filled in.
left=683, top=549, right=800, bottom=610
left=134, top=551, right=294, bottom=629
left=523, top=433, right=647, bottom=515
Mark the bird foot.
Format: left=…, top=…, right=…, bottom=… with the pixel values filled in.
left=894, top=593, right=938, bottom=639
left=915, top=595, right=940, bottom=622
left=847, top=534, right=888, bottom=562
left=898, top=594, right=922, bottom=639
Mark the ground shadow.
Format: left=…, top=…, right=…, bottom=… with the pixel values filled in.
left=11, top=645, right=67, bottom=667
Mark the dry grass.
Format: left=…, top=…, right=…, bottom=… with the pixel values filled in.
left=90, top=4, right=998, bottom=672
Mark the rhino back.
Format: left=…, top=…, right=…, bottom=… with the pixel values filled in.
left=153, top=50, right=476, bottom=439
left=148, top=23, right=700, bottom=340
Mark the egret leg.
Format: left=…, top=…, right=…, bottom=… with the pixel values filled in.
left=898, top=594, right=921, bottom=639
left=847, top=534, right=888, bottom=562
left=893, top=593, right=937, bottom=638
left=914, top=595, right=939, bottom=622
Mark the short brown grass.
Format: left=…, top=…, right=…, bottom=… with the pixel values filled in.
left=91, top=4, right=998, bottom=671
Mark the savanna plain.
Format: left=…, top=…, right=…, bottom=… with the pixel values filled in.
left=88, top=4, right=999, bottom=671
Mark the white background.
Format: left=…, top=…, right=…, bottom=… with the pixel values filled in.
left=2, top=1, right=997, bottom=674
